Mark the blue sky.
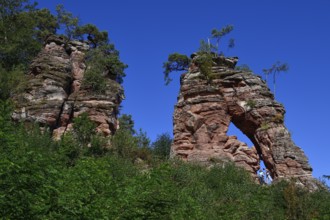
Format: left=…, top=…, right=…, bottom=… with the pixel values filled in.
left=37, top=0, right=329, bottom=182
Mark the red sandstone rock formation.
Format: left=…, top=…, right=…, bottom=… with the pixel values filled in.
left=12, top=35, right=123, bottom=139
left=172, top=54, right=318, bottom=189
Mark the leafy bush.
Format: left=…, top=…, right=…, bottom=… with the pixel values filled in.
left=246, top=99, right=257, bottom=109
left=1, top=123, right=330, bottom=219
left=194, top=52, right=214, bottom=82
left=73, top=112, right=97, bottom=147
left=152, top=132, right=172, bottom=160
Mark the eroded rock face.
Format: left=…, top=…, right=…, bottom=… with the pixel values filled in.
left=172, top=55, right=317, bottom=189
left=12, top=35, right=123, bottom=139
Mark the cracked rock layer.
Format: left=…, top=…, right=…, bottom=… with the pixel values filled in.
left=172, top=57, right=317, bottom=189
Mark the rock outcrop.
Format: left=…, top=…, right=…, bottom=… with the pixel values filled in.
left=12, top=35, right=123, bottom=139
left=172, top=54, right=317, bottom=189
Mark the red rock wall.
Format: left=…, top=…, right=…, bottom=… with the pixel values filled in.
left=12, top=35, right=123, bottom=139
left=172, top=58, right=317, bottom=189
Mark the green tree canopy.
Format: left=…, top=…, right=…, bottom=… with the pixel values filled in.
left=0, top=1, right=127, bottom=99
left=163, top=25, right=234, bottom=85
left=0, top=0, right=58, bottom=100
left=82, top=43, right=127, bottom=90
left=55, top=4, right=79, bottom=40
left=152, top=133, right=173, bottom=160
left=75, top=24, right=108, bottom=48
left=73, top=112, right=97, bottom=147
left=211, top=24, right=234, bottom=54
left=118, top=114, right=136, bottom=135
left=0, top=0, right=57, bottom=70
left=163, top=53, right=191, bottom=85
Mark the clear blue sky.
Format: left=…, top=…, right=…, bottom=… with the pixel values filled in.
left=37, top=0, right=330, bottom=182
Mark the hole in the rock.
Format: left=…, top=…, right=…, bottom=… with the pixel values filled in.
left=260, top=159, right=266, bottom=170
left=257, top=159, right=273, bottom=185
left=227, top=122, right=254, bottom=148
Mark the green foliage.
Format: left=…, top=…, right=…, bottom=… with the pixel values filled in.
left=211, top=24, right=234, bottom=39
left=194, top=52, right=214, bottom=82
left=50, top=156, right=138, bottom=219
left=0, top=122, right=62, bottom=219
left=163, top=25, right=234, bottom=85
left=0, top=100, right=15, bottom=145
left=59, top=126, right=108, bottom=166
left=0, top=0, right=48, bottom=70
left=228, top=38, right=235, bottom=49
left=118, top=114, right=136, bottom=135
left=1, top=2, right=329, bottom=219
left=75, top=23, right=108, bottom=47
left=152, top=133, right=173, bottom=160
left=111, top=114, right=153, bottom=163
left=81, top=66, right=107, bottom=93
left=32, top=8, right=58, bottom=42
left=135, top=128, right=151, bottom=149
left=163, top=52, right=191, bottom=85
left=199, top=39, right=217, bottom=53
left=0, top=1, right=57, bottom=102
left=0, top=118, right=329, bottom=219
left=324, top=175, right=330, bottom=180
left=82, top=44, right=127, bottom=91
left=246, top=99, right=257, bottom=109
left=262, top=61, right=289, bottom=96
left=111, top=126, right=151, bottom=161
left=0, top=65, right=27, bottom=100
left=55, top=4, right=79, bottom=40
left=211, top=24, right=234, bottom=54
left=260, top=121, right=271, bottom=131
left=111, top=129, right=137, bottom=158
left=0, top=2, right=126, bottom=99
left=88, top=134, right=109, bottom=156
left=73, top=112, right=96, bottom=147
left=235, top=64, right=252, bottom=72
left=58, top=133, right=82, bottom=166
left=283, top=181, right=304, bottom=220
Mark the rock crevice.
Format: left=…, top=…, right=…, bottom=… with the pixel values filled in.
left=12, top=35, right=123, bottom=139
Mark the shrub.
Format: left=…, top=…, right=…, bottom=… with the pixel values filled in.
left=246, top=99, right=257, bottom=109
left=271, top=113, right=284, bottom=123
left=152, top=133, right=172, bottom=160
left=259, top=122, right=271, bottom=130
left=73, top=112, right=96, bottom=147
left=194, top=52, right=214, bottom=82
left=81, top=66, right=107, bottom=93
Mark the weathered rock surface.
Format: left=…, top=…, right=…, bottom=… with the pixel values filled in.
left=172, top=55, right=318, bottom=189
left=12, top=35, right=123, bottom=139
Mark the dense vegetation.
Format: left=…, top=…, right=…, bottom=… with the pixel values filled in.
left=1, top=1, right=330, bottom=219
left=1, top=101, right=330, bottom=219
left=0, top=0, right=126, bottom=100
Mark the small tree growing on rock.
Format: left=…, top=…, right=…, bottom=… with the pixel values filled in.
left=163, top=53, right=191, bottom=85
left=163, top=25, right=235, bottom=85
left=73, top=112, right=96, bottom=147
left=262, top=61, right=289, bottom=97
left=211, top=24, right=234, bottom=54
left=75, top=24, right=108, bottom=48
left=56, top=4, right=79, bottom=40
left=82, top=43, right=128, bottom=92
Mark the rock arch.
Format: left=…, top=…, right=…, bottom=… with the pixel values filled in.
left=171, top=56, right=317, bottom=189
